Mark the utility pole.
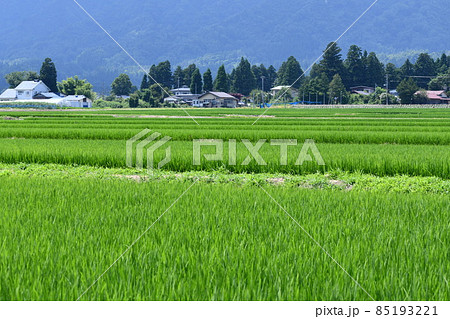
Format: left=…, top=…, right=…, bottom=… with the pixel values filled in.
left=303, top=92, right=305, bottom=105
left=316, top=93, right=318, bottom=104
left=340, top=91, right=342, bottom=104
left=261, top=76, right=265, bottom=107
left=386, top=74, right=389, bottom=106
left=177, top=77, right=180, bottom=89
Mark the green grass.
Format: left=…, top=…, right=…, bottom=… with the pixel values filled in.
left=0, top=107, right=448, bottom=301
left=0, top=176, right=448, bottom=300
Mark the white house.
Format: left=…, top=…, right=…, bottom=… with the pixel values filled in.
left=14, top=81, right=51, bottom=100
left=170, top=86, right=191, bottom=96
left=270, top=85, right=299, bottom=98
left=0, top=89, right=17, bottom=101
left=0, top=80, right=51, bottom=101
left=197, top=92, right=238, bottom=108
left=59, top=95, right=92, bottom=108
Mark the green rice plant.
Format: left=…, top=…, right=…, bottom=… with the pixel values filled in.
left=0, top=139, right=448, bottom=178
left=0, top=176, right=448, bottom=300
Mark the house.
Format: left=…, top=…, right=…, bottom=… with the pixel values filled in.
left=0, top=80, right=53, bottom=101
left=33, top=92, right=61, bottom=99
left=270, top=86, right=299, bottom=98
left=350, top=86, right=375, bottom=95
left=164, top=94, right=201, bottom=106
left=197, top=92, right=238, bottom=108
left=170, top=86, right=192, bottom=96
left=415, top=90, right=450, bottom=104
left=59, top=95, right=92, bottom=108
left=14, top=80, right=51, bottom=100
left=0, top=89, right=17, bottom=101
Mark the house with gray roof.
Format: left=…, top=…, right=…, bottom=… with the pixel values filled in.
left=0, top=80, right=51, bottom=101
left=197, top=92, right=238, bottom=108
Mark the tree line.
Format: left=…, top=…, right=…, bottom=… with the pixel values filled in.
left=4, top=43, right=450, bottom=106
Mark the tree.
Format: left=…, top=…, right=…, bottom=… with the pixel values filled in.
left=319, top=42, right=345, bottom=82
left=414, top=53, right=436, bottom=76
left=173, top=66, right=185, bottom=88
left=183, top=64, right=197, bottom=87
left=58, top=76, right=94, bottom=99
left=213, top=65, right=229, bottom=92
left=428, top=68, right=450, bottom=90
left=233, top=57, right=255, bottom=95
left=397, top=78, right=418, bottom=104
left=345, top=45, right=365, bottom=87
left=365, top=52, right=385, bottom=87
left=414, top=53, right=436, bottom=88
left=203, top=69, right=213, bottom=92
left=328, top=74, right=347, bottom=104
left=190, top=68, right=203, bottom=94
left=385, top=63, right=401, bottom=89
left=277, top=56, right=304, bottom=89
left=128, top=93, right=139, bottom=108
left=400, top=59, right=415, bottom=79
left=111, top=73, right=133, bottom=96
left=266, top=65, right=278, bottom=91
left=4, top=71, right=39, bottom=88
left=148, top=61, right=173, bottom=88
left=140, top=74, right=149, bottom=91
left=39, top=58, right=58, bottom=93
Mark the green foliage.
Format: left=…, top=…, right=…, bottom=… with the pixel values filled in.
left=140, top=74, right=149, bottom=91
left=232, top=58, right=254, bottom=95
left=202, top=68, right=213, bottom=92
left=318, top=42, right=345, bottom=82
left=397, top=78, right=419, bottom=104
left=39, top=58, right=58, bottom=93
left=111, top=73, right=133, bottom=96
left=4, top=71, right=40, bottom=88
left=148, top=61, right=173, bottom=88
left=190, top=68, right=202, bottom=94
left=365, top=52, right=385, bottom=87
left=58, top=76, right=94, bottom=99
left=128, top=93, right=139, bottom=108
left=276, top=56, right=304, bottom=89
left=213, top=65, right=229, bottom=92
left=328, top=74, right=347, bottom=103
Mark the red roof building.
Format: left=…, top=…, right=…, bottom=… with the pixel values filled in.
left=415, top=90, right=450, bottom=104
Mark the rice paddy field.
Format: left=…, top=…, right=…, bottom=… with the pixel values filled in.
left=0, top=107, right=449, bottom=301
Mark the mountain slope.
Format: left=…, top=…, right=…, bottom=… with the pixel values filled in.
left=0, top=0, right=449, bottom=91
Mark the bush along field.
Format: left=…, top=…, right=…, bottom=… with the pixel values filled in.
left=0, top=107, right=449, bottom=301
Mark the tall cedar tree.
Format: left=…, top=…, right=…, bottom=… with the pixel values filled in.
left=183, top=64, right=197, bottom=87
left=148, top=61, right=172, bottom=88
left=173, top=66, right=184, bottom=87
left=266, top=65, right=278, bottom=91
left=190, top=68, right=203, bottom=94
left=397, top=78, right=418, bottom=104
left=400, top=59, right=415, bottom=79
left=365, top=52, right=385, bottom=87
left=277, top=56, right=304, bottom=89
left=233, top=58, right=255, bottom=95
left=414, top=53, right=436, bottom=88
left=140, top=74, right=149, bottom=90
left=319, top=42, right=345, bottom=82
left=203, top=69, right=213, bottom=92
left=40, top=58, right=58, bottom=93
left=345, top=45, right=365, bottom=88
left=213, top=65, right=229, bottom=92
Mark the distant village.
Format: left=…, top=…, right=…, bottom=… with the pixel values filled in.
left=1, top=43, right=449, bottom=108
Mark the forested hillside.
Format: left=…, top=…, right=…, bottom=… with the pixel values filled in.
left=1, top=0, right=449, bottom=90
